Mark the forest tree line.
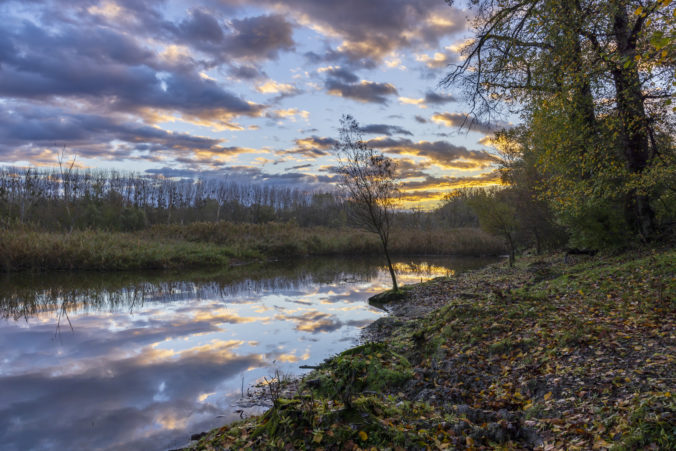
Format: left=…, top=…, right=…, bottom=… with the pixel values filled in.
left=0, top=166, right=491, bottom=234
left=0, top=167, right=349, bottom=230
left=0, top=165, right=522, bottom=248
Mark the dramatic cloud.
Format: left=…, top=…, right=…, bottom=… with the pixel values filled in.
left=0, top=263, right=384, bottom=450
left=0, top=19, right=265, bottom=129
left=367, top=137, right=498, bottom=166
left=251, top=0, right=467, bottom=68
left=173, top=10, right=295, bottom=61
left=0, top=0, right=499, bottom=196
left=0, top=103, right=233, bottom=164
left=401, top=171, right=501, bottom=190
left=325, top=79, right=398, bottom=104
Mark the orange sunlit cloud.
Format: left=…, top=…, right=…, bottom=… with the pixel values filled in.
left=0, top=0, right=508, bottom=205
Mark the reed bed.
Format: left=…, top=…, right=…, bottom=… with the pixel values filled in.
left=1, top=223, right=506, bottom=272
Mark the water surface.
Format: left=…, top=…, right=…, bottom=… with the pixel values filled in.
left=0, top=256, right=496, bottom=450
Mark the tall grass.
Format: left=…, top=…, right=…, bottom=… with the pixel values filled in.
left=0, top=229, right=235, bottom=272
left=0, top=223, right=506, bottom=272
left=150, top=222, right=506, bottom=258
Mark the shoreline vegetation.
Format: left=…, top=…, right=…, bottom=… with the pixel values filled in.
left=186, top=246, right=675, bottom=450
left=0, top=222, right=505, bottom=272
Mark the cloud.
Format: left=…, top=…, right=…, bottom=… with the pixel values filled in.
left=431, top=113, right=508, bottom=135
left=366, top=137, right=497, bottom=166
left=274, top=310, right=344, bottom=334
left=281, top=136, right=340, bottom=158
left=266, top=108, right=309, bottom=121
left=0, top=19, right=264, bottom=128
left=0, top=103, right=236, bottom=164
left=424, top=91, right=456, bottom=105
left=255, top=80, right=302, bottom=98
left=399, top=97, right=427, bottom=107
left=414, top=115, right=428, bottom=124
left=394, top=158, right=432, bottom=178
left=415, top=50, right=456, bottom=68
left=325, top=79, right=398, bottom=104
left=228, top=65, right=266, bottom=80
left=399, top=91, right=456, bottom=108
left=222, top=14, right=296, bottom=60
left=175, top=11, right=295, bottom=62
left=317, top=66, right=359, bottom=83
left=478, top=136, right=497, bottom=146
left=359, top=124, right=413, bottom=136
left=260, top=0, right=467, bottom=68
left=0, top=0, right=490, bottom=188
left=144, top=165, right=331, bottom=190
left=178, top=8, right=225, bottom=44
left=401, top=171, right=501, bottom=191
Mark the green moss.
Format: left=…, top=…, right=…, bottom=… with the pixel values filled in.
left=611, top=394, right=676, bottom=450
left=368, top=286, right=412, bottom=305
left=312, top=342, right=413, bottom=408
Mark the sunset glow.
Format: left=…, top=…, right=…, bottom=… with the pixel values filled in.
left=0, top=0, right=503, bottom=207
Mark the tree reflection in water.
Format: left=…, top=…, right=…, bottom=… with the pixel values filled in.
left=0, top=256, right=496, bottom=451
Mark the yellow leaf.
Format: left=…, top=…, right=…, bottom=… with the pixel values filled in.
left=358, top=430, right=368, bottom=441
left=544, top=391, right=552, bottom=401
left=313, top=432, right=323, bottom=443
left=634, top=6, right=643, bottom=15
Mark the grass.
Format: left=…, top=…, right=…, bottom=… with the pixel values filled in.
left=188, top=246, right=675, bottom=450
left=0, top=222, right=505, bottom=272
left=150, top=222, right=505, bottom=257
left=0, top=229, right=238, bottom=272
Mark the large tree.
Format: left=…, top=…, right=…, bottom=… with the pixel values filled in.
left=336, top=115, right=400, bottom=290
left=442, top=0, right=674, bottom=245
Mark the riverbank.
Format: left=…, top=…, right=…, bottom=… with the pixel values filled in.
left=0, top=223, right=504, bottom=272
left=188, top=246, right=675, bottom=450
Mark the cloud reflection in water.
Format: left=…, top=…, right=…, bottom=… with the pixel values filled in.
left=0, top=256, right=495, bottom=450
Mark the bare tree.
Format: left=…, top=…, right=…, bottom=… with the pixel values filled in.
left=336, top=114, right=400, bottom=291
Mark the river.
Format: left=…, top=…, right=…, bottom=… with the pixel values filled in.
left=0, top=256, right=497, bottom=450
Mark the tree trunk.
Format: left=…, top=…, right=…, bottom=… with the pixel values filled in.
left=533, top=227, right=541, bottom=255
left=381, top=238, right=398, bottom=291
left=612, top=4, right=656, bottom=238
left=506, top=233, right=515, bottom=267
left=562, top=0, right=597, bottom=133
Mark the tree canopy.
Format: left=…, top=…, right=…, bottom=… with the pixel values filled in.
left=443, top=0, right=675, bottom=247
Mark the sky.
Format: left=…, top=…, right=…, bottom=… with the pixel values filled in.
left=0, top=0, right=506, bottom=207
